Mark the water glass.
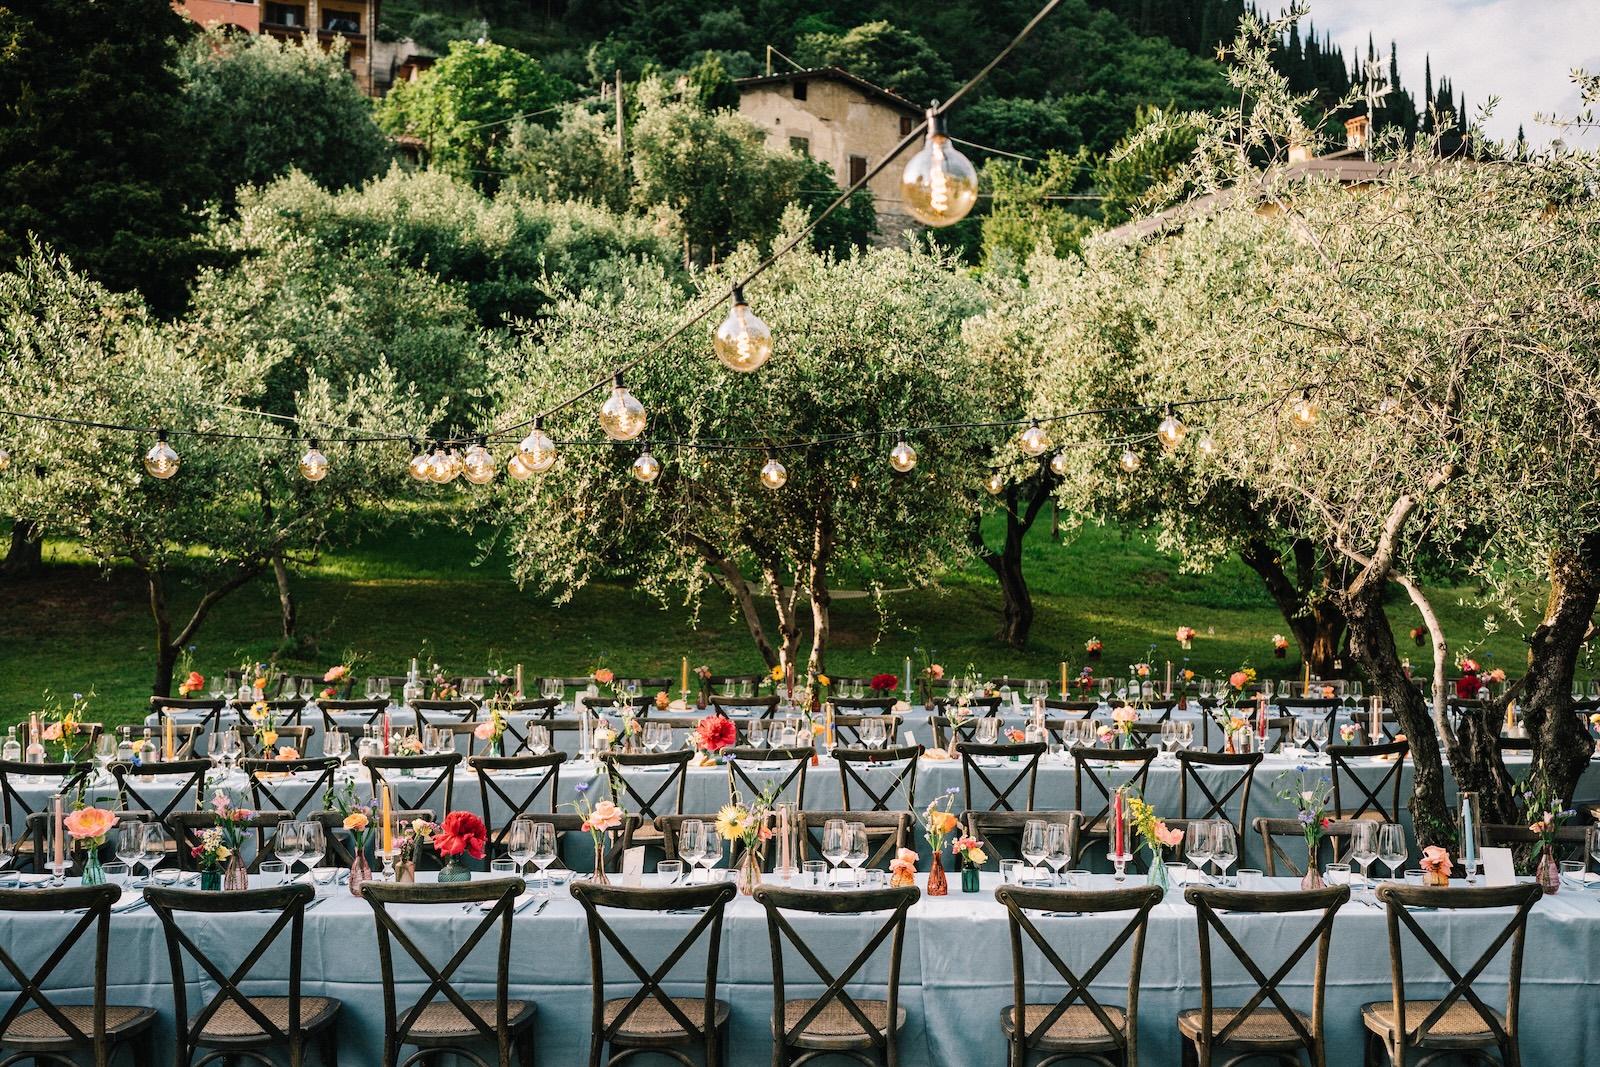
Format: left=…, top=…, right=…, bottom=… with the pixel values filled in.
left=999, top=860, right=1023, bottom=884
left=101, top=862, right=129, bottom=888
left=1324, top=862, right=1351, bottom=887
left=656, top=860, right=683, bottom=886
left=1063, top=869, right=1089, bottom=889
left=1235, top=868, right=1263, bottom=890
left=491, top=859, right=517, bottom=877
left=1405, top=868, right=1425, bottom=886
left=1561, top=860, right=1586, bottom=889
left=801, top=860, right=827, bottom=888
left=259, top=860, right=287, bottom=887
left=309, top=867, right=339, bottom=896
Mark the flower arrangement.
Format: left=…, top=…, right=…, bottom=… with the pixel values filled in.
left=1338, top=723, right=1361, bottom=743
left=693, top=664, right=712, bottom=698
left=191, top=827, right=231, bottom=871
left=572, top=781, right=627, bottom=881
left=1085, top=637, right=1102, bottom=654
left=1486, top=668, right=1506, bottom=685
left=1109, top=705, right=1137, bottom=744
left=324, top=781, right=379, bottom=850
left=246, top=700, right=280, bottom=753
left=208, top=789, right=258, bottom=853
left=1519, top=779, right=1576, bottom=848
left=1273, top=634, right=1289, bottom=658
left=178, top=671, right=206, bottom=697
left=1075, top=666, right=1096, bottom=693
left=765, top=663, right=786, bottom=693
left=238, top=660, right=275, bottom=699
left=1004, top=727, right=1026, bottom=743
left=391, top=732, right=423, bottom=755
left=1420, top=845, right=1452, bottom=885
left=1455, top=660, right=1485, bottom=700
left=1410, top=627, right=1427, bottom=647
left=868, top=672, right=900, bottom=694
left=952, top=835, right=987, bottom=869
left=693, top=713, right=737, bottom=755
left=654, top=691, right=671, bottom=710
left=1272, top=765, right=1334, bottom=864
left=395, top=818, right=436, bottom=867
left=39, top=689, right=90, bottom=761
left=1130, top=662, right=1151, bottom=679
left=919, top=787, right=961, bottom=852
left=889, top=847, right=918, bottom=887
left=1127, top=794, right=1184, bottom=853
left=64, top=805, right=117, bottom=848
left=433, top=810, right=488, bottom=862
left=427, top=662, right=458, bottom=700
left=474, top=705, right=507, bottom=752
left=717, top=782, right=778, bottom=888
left=319, top=663, right=352, bottom=700
left=1176, top=626, right=1196, bottom=649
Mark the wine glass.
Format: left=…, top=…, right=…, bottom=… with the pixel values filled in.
left=507, top=817, right=535, bottom=878
left=747, top=722, right=767, bottom=749
left=698, top=830, right=722, bottom=882
left=822, top=819, right=849, bottom=888
left=281, top=678, right=299, bottom=702
left=139, top=823, right=167, bottom=884
left=274, top=822, right=303, bottom=877
left=1377, top=823, right=1407, bottom=883
left=1349, top=821, right=1378, bottom=892
left=1044, top=823, right=1070, bottom=885
left=976, top=717, right=999, bottom=745
left=115, top=820, right=143, bottom=884
left=1174, top=721, right=1193, bottom=753
left=679, top=819, right=706, bottom=883
left=1210, top=823, right=1238, bottom=887
left=1261, top=680, right=1274, bottom=700
left=529, top=725, right=551, bottom=757
left=1097, top=679, right=1113, bottom=705
left=365, top=677, right=380, bottom=700
left=531, top=822, right=557, bottom=896
left=1160, top=721, right=1179, bottom=761
left=1021, top=819, right=1047, bottom=881
left=95, top=734, right=118, bottom=783
left=1311, top=718, right=1329, bottom=758
left=299, top=820, right=326, bottom=870
left=1186, top=821, right=1212, bottom=884
left=844, top=822, right=869, bottom=888
left=1292, top=717, right=1311, bottom=756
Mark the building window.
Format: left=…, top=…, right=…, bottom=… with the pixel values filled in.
left=323, top=9, right=361, bottom=33
left=793, top=80, right=808, bottom=101
left=849, top=155, right=868, bottom=186
left=789, top=136, right=810, bottom=156
left=900, top=116, right=913, bottom=137
left=264, top=3, right=306, bottom=26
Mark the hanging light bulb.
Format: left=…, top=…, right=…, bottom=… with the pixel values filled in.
left=507, top=452, right=534, bottom=481
left=408, top=445, right=433, bottom=482
left=462, top=437, right=497, bottom=485
left=0, top=445, right=9, bottom=473
left=901, top=106, right=979, bottom=227
left=984, top=471, right=1005, bottom=496
left=1048, top=452, right=1070, bottom=477
left=1118, top=449, right=1141, bottom=473
left=427, top=446, right=460, bottom=484
left=759, top=456, right=787, bottom=490
left=143, top=430, right=179, bottom=479
left=632, top=447, right=661, bottom=484
left=889, top=437, right=918, bottom=473
left=1156, top=406, right=1187, bottom=450
left=1290, top=389, right=1320, bottom=427
left=517, top=418, right=557, bottom=473
left=598, top=373, right=647, bottom=441
left=712, top=287, right=773, bottom=373
left=1018, top=419, right=1052, bottom=457
left=1377, top=389, right=1403, bottom=417
left=1195, top=431, right=1218, bottom=458
left=298, top=439, right=329, bottom=482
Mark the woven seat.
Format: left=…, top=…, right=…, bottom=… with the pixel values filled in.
left=2, top=1004, right=156, bottom=1049
left=406, top=1000, right=535, bottom=1040
left=1000, top=1004, right=1125, bottom=1050
left=1177, top=1006, right=1315, bottom=1049
left=604, top=996, right=729, bottom=1039
left=1360, top=1000, right=1507, bottom=1048
left=197, top=997, right=340, bottom=1042
left=779, top=998, right=906, bottom=1043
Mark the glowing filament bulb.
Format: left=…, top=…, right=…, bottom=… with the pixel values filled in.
left=1048, top=452, right=1069, bottom=477
left=889, top=439, right=917, bottom=473
left=408, top=448, right=432, bottom=482
left=598, top=373, right=647, bottom=441
left=632, top=449, right=661, bottom=484
left=1119, top=449, right=1141, bottom=473
left=507, top=452, right=534, bottom=481
left=1195, top=432, right=1218, bottom=458
left=144, top=431, right=179, bottom=479
left=1291, top=390, right=1320, bottom=427
left=712, top=288, right=772, bottom=372
left=462, top=439, right=497, bottom=484
left=517, top=419, right=557, bottom=473
left=1019, top=419, right=1051, bottom=457
left=298, top=439, right=329, bottom=482
left=1157, top=407, right=1187, bottom=450
left=427, top=447, right=459, bottom=484
left=984, top=471, right=1005, bottom=496
left=900, top=108, right=979, bottom=227
left=759, top=457, right=787, bottom=490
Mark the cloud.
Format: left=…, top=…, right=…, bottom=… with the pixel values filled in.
left=1313, top=0, right=1599, bottom=148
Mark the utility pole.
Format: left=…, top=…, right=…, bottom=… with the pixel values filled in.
left=615, top=68, right=625, bottom=163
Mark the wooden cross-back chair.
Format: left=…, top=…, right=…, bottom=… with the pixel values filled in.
left=832, top=716, right=900, bottom=749
left=1177, top=750, right=1263, bottom=842
left=413, top=700, right=480, bottom=727
left=362, top=879, right=537, bottom=1067
left=926, top=716, right=981, bottom=750
left=311, top=808, right=435, bottom=869
left=146, top=883, right=342, bottom=1067
left=1251, top=818, right=1374, bottom=878
left=365, top=753, right=461, bottom=815
left=0, top=760, right=93, bottom=873
left=1362, top=882, right=1541, bottom=1067
left=957, top=741, right=1046, bottom=813
left=241, top=757, right=341, bottom=821
left=149, top=697, right=229, bottom=751
left=836, top=744, right=922, bottom=812
left=110, top=758, right=210, bottom=828
left=1109, top=699, right=1178, bottom=722
left=0, top=884, right=157, bottom=1067
left=725, top=747, right=810, bottom=810
left=799, top=811, right=911, bottom=872
left=239, top=728, right=314, bottom=761
left=1044, top=700, right=1101, bottom=719
left=317, top=700, right=389, bottom=731
left=1071, top=748, right=1157, bottom=866
left=751, top=884, right=919, bottom=1067
left=601, top=750, right=694, bottom=826
left=965, top=811, right=1079, bottom=866
left=1327, top=741, right=1408, bottom=822
left=470, top=752, right=564, bottom=860
left=996, top=883, right=1162, bottom=1067
left=506, top=698, right=561, bottom=719
left=1179, top=884, right=1351, bottom=1067
left=710, top=696, right=780, bottom=719
left=232, top=700, right=312, bottom=733
left=831, top=697, right=898, bottom=714
left=169, top=809, right=296, bottom=874
left=23, top=810, right=154, bottom=878
left=571, top=881, right=737, bottom=1067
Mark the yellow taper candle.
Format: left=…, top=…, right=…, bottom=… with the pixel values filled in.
left=381, top=786, right=393, bottom=854
left=164, top=713, right=174, bottom=761
left=1060, top=661, right=1068, bottom=698
left=681, top=656, right=689, bottom=696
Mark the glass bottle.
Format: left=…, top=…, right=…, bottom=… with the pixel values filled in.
left=136, top=729, right=158, bottom=779
left=402, top=660, right=422, bottom=709
left=3, top=726, right=20, bottom=763
left=24, top=714, right=46, bottom=767
left=115, top=726, right=135, bottom=763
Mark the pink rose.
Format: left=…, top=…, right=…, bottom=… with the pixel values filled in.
left=1229, top=671, right=1249, bottom=690
left=65, top=806, right=117, bottom=842
left=1112, top=707, right=1137, bottom=724
left=587, top=799, right=623, bottom=832
left=1155, top=821, right=1184, bottom=848
left=323, top=665, right=348, bottom=682
left=928, top=664, right=944, bottom=679
left=41, top=722, right=62, bottom=741
left=473, top=721, right=494, bottom=740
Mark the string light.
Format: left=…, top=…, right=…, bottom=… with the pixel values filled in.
left=427, top=445, right=461, bottom=484
left=1048, top=452, right=1069, bottom=476
left=598, top=373, right=647, bottom=442
left=407, top=445, right=432, bottom=482
left=901, top=106, right=979, bottom=227
left=1156, top=405, right=1187, bottom=450
left=712, top=287, right=773, bottom=373
left=517, top=418, right=557, bottom=473
left=759, top=456, right=787, bottom=490
left=298, top=440, right=329, bottom=482
left=507, top=452, right=534, bottom=481
left=631, top=448, right=661, bottom=484
left=1195, top=431, right=1218, bottom=458
left=889, top=437, right=918, bottom=473
left=462, top=438, right=497, bottom=485
left=1290, top=389, right=1320, bottom=427
left=1018, top=419, right=1051, bottom=457
left=985, top=471, right=1005, bottom=495
left=1118, top=449, right=1141, bottom=473
left=143, top=431, right=179, bottom=479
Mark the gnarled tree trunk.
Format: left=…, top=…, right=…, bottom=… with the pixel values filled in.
left=1, top=519, right=44, bottom=578
left=806, top=494, right=835, bottom=677
left=686, top=532, right=779, bottom=668
left=1240, top=536, right=1349, bottom=677
left=273, top=552, right=297, bottom=639
left=971, top=470, right=1053, bottom=647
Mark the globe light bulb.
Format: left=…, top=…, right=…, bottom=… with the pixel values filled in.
left=759, top=457, right=787, bottom=490
left=598, top=373, right=647, bottom=441
left=901, top=108, right=979, bottom=227
left=462, top=439, right=497, bottom=485
left=1018, top=419, right=1051, bottom=457
left=632, top=448, right=661, bottom=484
left=517, top=419, right=557, bottom=473
left=144, top=431, right=179, bottom=479
left=1290, top=389, right=1320, bottom=427
left=1119, top=449, right=1141, bottom=473
left=427, top=447, right=459, bottom=484
left=298, top=439, right=329, bottom=482
left=1048, top=452, right=1069, bottom=477
left=0, top=446, right=10, bottom=473
left=984, top=471, right=1005, bottom=496
left=889, top=438, right=917, bottom=473
left=408, top=448, right=432, bottom=482
left=507, top=452, right=534, bottom=481
left=1157, top=406, right=1187, bottom=450
left=712, top=287, right=772, bottom=373
left=1195, top=431, right=1218, bottom=458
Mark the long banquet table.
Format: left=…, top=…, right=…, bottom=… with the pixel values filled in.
left=3, top=870, right=1598, bottom=1066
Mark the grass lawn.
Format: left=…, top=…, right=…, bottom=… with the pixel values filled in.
left=0, top=516, right=1530, bottom=731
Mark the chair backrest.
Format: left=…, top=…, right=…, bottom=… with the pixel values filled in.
left=535, top=812, right=640, bottom=873
left=0, top=883, right=118, bottom=1059
left=365, top=753, right=461, bottom=813
left=312, top=808, right=434, bottom=868
left=149, top=697, right=228, bottom=745
left=24, top=810, right=154, bottom=876
left=1072, top=748, right=1157, bottom=840
left=1250, top=817, right=1371, bottom=877
left=241, top=726, right=314, bottom=759
left=995, top=884, right=1161, bottom=1064
left=362, top=879, right=525, bottom=1067
left=146, top=884, right=318, bottom=1063
left=966, top=811, right=1079, bottom=864
left=1185, top=884, right=1351, bottom=1059
left=413, top=699, right=480, bottom=725
left=1327, top=741, right=1408, bottom=821
left=710, top=695, right=780, bottom=718
left=752, top=885, right=919, bottom=1060
left=243, top=756, right=341, bottom=819
left=1483, top=823, right=1589, bottom=866
left=169, top=809, right=294, bottom=873
left=833, top=715, right=901, bottom=748
left=110, top=758, right=211, bottom=824
left=1044, top=699, right=1101, bottom=718
left=0, top=759, right=93, bottom=845
left=233, top=699, right=311, bottom=732
left=471, top=752, right=564, bottom=854
left=832, top=697, right=898, bottom=712
left=726, top=747, right=810, bottom=809
left=836, top=744, right=923, bottom=812
left=601, top=750, right=693, bottom=821
left=1374, top=882, right=1541, bottom=1054
left=318, top=699, right=389, bottom=730
left=957, top=741, right=1045, bottom=812
left=571, top=881, right=737, bottom=1060
left=1177, top=750, right=1263, bottom=838
left=507, top=698, right=561, bottom=718
left=799, top=811, right=910, bottom=870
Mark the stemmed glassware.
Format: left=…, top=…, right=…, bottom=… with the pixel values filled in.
left=274, top=822, right=304, bottom=878
left=698, top=829, right=722, bottom=882
left=1349, top=821, right=1378, bottom=892
left=507, top=817, right=535, bottom=879
left=1097, top=679, right=1113, bottom=707
left=844, top=823, right=869, bottom=888
left=528, top=725, right=551, bottom=756
left=1210, top=823, right=1238, bottom=887
left=1160, top=721, right=1179, bottom=761
left=679, top=819, right=706, bottom=883
left=975, top=717, right=999, bottom=745
left=1186, top=821, right=1212, bottom=884
left=299, top=820, right=326, bottom=871
left=1377, top=823, right=1407, bottom=883
left=139, top=823, right=167, bottom=885
left=115, top=820, right=142, bottom=885
left=531, top=822, right=557, bottom=896
left=1044, top=823, right=1070, bottom=885
left=1173, top=721, right=1193, bottom=755
left=1310, top=718, right=1329, bottom=759
left=747, top=722, right=767, bottom=749
left=95, top=734, right=118, bottom=783
left=1021, top=819, right=1047, bottom=881
left=822, top=819, right=849, bottom=888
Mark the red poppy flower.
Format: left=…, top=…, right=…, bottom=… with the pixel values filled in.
left=868, top=673, right=900, bottom=692
left=433, top=811, right=487, bottom=860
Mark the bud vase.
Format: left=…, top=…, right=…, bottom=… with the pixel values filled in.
left=438, top=857, right=471, bottom=883
left=1147, top=849, right=1169, bottom=893
left=926, top=852, right=948, bottom=896
left=223, top=852, right=248, bottom=891
left=588, top=839, right=611, bottom=885
left=1536, top=844, right=1560, bottom=894
left=393, top=859, right=415, bottom=884
left=736, top=849, right=762, bottom=895
left=81, top=849, right=106, bottom=887
left=1301, top=838, right=1326, bottom=890
left=200, top=866, right=222, bottom=892
left=890, top=865, right=914, bottom=888
left=348, top=852, right=372, bottom=896
left=961, top=864, right=980, bottom=893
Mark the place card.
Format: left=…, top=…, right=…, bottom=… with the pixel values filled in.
left=1482, top=847, right=1516, bottom=887
left=902, top=730, right=916, bottom=748
left=622, top=846, right=645, bottom=887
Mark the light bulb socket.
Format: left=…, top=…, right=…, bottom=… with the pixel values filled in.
left=924, top=106, right=947, bottom=136
left=613, top=372, right=626, bottom=390
left=156, top=429, right=169, bottom=443
left=309, top=437, right=320, bottom=450
left=731, top=286, right=747, bottom=307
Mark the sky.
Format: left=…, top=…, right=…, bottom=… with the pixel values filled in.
left=1313, top=0, right=1600, bottom=148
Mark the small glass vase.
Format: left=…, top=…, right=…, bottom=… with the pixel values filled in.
left=588, top=838, right=611, bottom=885
left=1536, top=844, right=1560, bottom=894
left=961, top=864, right=980, bottom=893
left=348, top=852, right=373, bottom=896
left=1301, top=837, right=1326, bottom=890
left=81, top=849, right=106, bottom=887
left=393, top=859, right=415, bottom=884
left=736, top=848, right=762, bottom=895
left=200, top=865, right=222, bottom=891
left=437, top=857, right=471, bottom=883
left=889, top=865, right=914, bottom=888
left=926, top=851, right=948, bottom=896
left=1147, top=849, right=1169, bottom=893
left=223, top=852, right=248, bottom=891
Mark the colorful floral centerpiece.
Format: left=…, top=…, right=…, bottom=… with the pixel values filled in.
left=1085, top=636, right=1103, bottom=661
left=1272, top=765, right=1334, bottom=889
left=1273, top=634, right=1290, bottom=658
left=63, top=805, right=117, bottom=886
left=918, top=787, right=961, bottom=896
left=178, top=671, right=206, bottom=697
left=246, top=700, right=281, bottom=756
left=572, top=781, right=625, bottom=884
left=1520, top=778, right=1576, bottom=892
left=693, top=714, right=737, bottom=763
left=914, top=647, right=945, bottom=704
left=433, top=810, right=487, bottom=882
left=39, top=689, right=92, bottom=761
left=1419, top=845, right=1452, bottom=886
left=191, top=828, right=232, bottom=889
left=1176, top=626, right=1196, bottom=650
left=392, top=817, right=436, bottom=882
left=1126, top=792, right=1183, bottom=891
left=716, top=783, right=776, bottom=894
left=208, top=789, right=256, bottom=890
left=952, top=835, right=987, bottom=893
left=868, top=672, right=900, bottom=695
left=475, top=703, right=508, bottom=756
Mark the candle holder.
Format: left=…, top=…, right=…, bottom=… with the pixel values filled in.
left=1459, top=791, right=1484, bottom=885
left=1110, top=787, right=1132, bottom=883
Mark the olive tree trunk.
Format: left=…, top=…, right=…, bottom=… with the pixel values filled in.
left=971, top=470, right=1054, bottom=648
left=1, top=519, right=44, bottom=578
left=1240, top=536, right=1349, bottom=677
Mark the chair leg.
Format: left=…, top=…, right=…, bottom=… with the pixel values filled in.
left=515, top=1027, right=535, bottom=1067
left=320, top=1027, right=339, bottom=1067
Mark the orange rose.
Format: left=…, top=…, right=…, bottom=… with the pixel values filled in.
left=343, top=812, right=370, bottom=832
left=934, top=812, right=959, bottom=835
left=64, top=806, right=117, bottom=843
left=587, top=799, right=623, bottom=832
left=593, top=668, right=614, bottom=685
